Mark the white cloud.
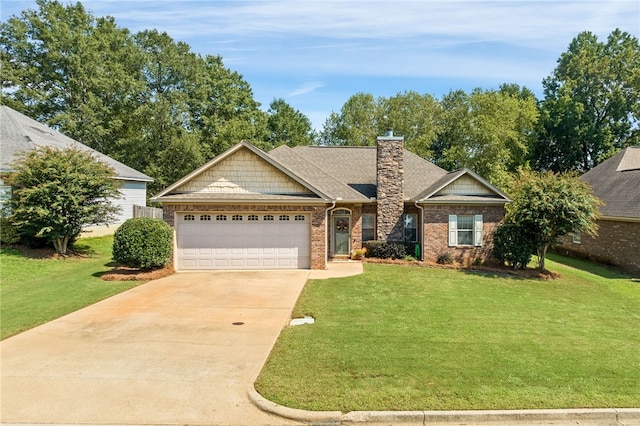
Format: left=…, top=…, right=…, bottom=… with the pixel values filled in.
left=287, top=82, right=325, bottom=97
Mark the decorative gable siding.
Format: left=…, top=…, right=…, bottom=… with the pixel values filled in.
left=436, top=175, right=493, bottom=196
left=175, top=148, right=312, bottom=195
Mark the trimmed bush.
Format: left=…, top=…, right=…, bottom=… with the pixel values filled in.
left=492, top=223, right=534, bottom=269
left=0, top=217, right=21, bottom=245
left=113, top=218, right=172, bottom=269
left=437, top=251, right=454, bottom=264
left=363, top=241, right=407, bottom=259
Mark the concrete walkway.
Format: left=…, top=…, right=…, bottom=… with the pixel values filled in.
left=1, top=263, right=361, bottom=426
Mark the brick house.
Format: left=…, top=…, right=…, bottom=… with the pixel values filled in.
left=557, top=147, right=640, bottom=275
left=152, top=132, right=509, bottom=270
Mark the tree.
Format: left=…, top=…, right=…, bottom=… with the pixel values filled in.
left=1, top=1, right=270, bottom=197
left=266, top=98, right=314, bottom=148
left=505, top=169, right=601, bottom=270
left=7, top=147, right=121, bottom=255
left=534, top=29, right=640, bottom=172
left=321, top=93, right=379, bottom=146
left=0, top=0, right=144, bottom=155
left=436, top=87, right=539, bottom=187
left=377, top=91, right=441, bottom=159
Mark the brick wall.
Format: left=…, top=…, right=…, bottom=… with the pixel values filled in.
left=422, top=205, right=505, bottom=264
left=557, top=219, right=640, bottom=275
left=162, top=203, right=328, bottom=269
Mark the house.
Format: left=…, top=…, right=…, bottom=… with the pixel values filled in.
left=557, top=146, right=640, bottom=275
left=152, top=131, right=509, bottom=270
left=0, top=106, right=153, bottom=232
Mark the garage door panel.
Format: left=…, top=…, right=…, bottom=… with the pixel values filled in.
left=177, top=212, right=311, bottom=270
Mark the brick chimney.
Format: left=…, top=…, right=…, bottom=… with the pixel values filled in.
left=376, top=129, right=404, bottom=241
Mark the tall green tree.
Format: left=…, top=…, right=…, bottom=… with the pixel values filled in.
left=7, top=147, right=121, bottom=255
left=0, top=0, right=144, bottom=155
left=1, top=1, right=270, bottom=196
left=321, top=93, right=379, bottom=146
left=506, top=169, right=601, bottom=270
left=535, top=29, right=640, bottom=172
left=266, top=98, right=314, bottom=148
left=378, top=91, right=441, bottom=159
left=436, top=87, right=539, bottom=187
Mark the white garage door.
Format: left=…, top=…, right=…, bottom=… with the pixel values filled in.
left=176, top=212, right=310, bottom=270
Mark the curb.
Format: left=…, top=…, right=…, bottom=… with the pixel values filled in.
left=248, top=386, right=640, bottom=425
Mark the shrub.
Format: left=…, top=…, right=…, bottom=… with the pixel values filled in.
left=437, top=252, right=453, bottom=264
left=0, top=217, right=21, bottom=245
left=492, top=223, right=534, bottom=269
left=363, top=241, right=407, bottom=259
left=113, top=218, right=172, bottom=269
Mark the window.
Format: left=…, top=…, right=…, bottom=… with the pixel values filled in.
left=448, top=214, right=483, bottom=247
left=264, top=215, right=274, bottom=221
left=362, top=214, right=375, bottom=242
left=279, top=215, right=290, bottom=221
left=216, top=214, right=227, bottom=221
left=232, top=214, right=243, bottom=221
left=294, top=215, right=305, bottom=221
left=248, top=215, right=259, bottom=221
left=200, top=214, right=211, bottom=221
left=403, top=214, right=418, bottom=242
left=572, top=231, right=581, bottom=244
left=0, top=185, right=11, bottom=216
left=184, top=214, right=195, bottom=221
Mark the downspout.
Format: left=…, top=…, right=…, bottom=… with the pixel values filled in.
left=414, top=201, right=424, bottom=261
left=325, top=200, right=336, bottom=268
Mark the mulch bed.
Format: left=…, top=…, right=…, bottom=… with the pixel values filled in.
left=362, top=257, right=560, bottom=279
left=101, top=265, right=175, bottom=281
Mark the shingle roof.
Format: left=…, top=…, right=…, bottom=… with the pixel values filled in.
left=581, top=147, right=640, bottom=219
left=271, top=145, right=449, bottom=200
left=0, top=106, right=153, bottom=182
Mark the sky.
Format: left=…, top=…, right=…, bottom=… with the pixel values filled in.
left=1, top=1, right=639, bottom=130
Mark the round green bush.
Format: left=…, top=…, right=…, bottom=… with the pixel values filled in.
left=113, top=217, right=172, bottom=269
left=492, top=223, right=534, bottom=269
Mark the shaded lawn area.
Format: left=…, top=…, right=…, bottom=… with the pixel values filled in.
left=256, top=254, right=640, bottom=412
left=1, top=236, right=143, bottom=340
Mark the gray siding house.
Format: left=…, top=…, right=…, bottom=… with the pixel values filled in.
left=0, top=106, right=153, bottom=230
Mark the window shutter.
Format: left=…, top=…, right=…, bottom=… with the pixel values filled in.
left=474, top=214, right=483, bottom=246
left=448, top=215, right=457, bottom=246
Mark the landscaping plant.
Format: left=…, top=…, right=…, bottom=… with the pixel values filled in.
left=6, top=147, right=121, bottom=255
left=112, top=217, right=172, bottom=269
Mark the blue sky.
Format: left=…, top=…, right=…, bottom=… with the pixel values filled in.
left=2, top=1, right=638, bottom=130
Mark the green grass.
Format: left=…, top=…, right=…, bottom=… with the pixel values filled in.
left=0, top=236, right=143, bottom=340
left=256, top=254, right=640, bottom=411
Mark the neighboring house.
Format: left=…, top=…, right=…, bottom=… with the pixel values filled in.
left=0, top=106, right=153, bottom=231
left=557, top=146, right=640, bottom=275
left=152, top=132, right=509, bottom=270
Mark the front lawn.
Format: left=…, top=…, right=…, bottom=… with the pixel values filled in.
left=0, top=236, right=143, bottom=340
left=256, top=254, right=640, bottom=411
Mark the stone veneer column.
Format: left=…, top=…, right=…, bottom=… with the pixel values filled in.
left=376, top=132, right=404, bottom=241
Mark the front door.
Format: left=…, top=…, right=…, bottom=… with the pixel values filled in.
left=333, top=215, right=350, bottom=255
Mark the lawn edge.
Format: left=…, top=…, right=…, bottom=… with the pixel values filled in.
left=248, top=385, right=640, bottom=425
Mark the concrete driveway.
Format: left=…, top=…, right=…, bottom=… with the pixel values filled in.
left=1, top=266, right=361, bottom=425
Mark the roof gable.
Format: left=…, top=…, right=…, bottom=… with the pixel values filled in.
left=581, top=147, right=640, bottom=219
left=0, top=106, right=152, bottom=182
left=416, top=168, right=510, bottom=204
left=152, top=142, right=330, bottom=202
